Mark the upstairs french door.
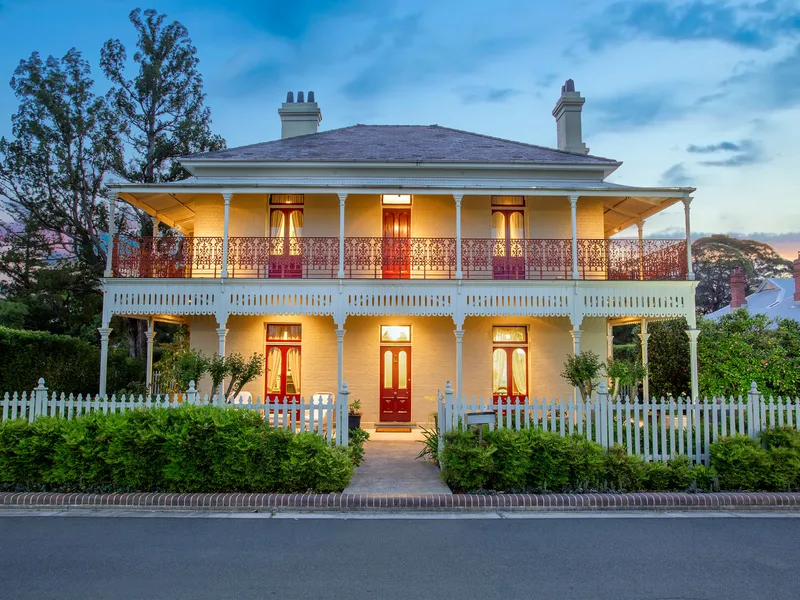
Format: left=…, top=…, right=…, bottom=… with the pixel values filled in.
left=265, top=345, right=301, bottom=404
left=492, top=209, right=525, bottom=280
left=382, top=208, right=411, bottom=279
left=269, top=208, right=303, bottom=278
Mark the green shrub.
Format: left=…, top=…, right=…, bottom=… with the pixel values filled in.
left=643, top=461, right=671, bottom=491
left=486, top=428, right=531, bottom=491
left=760, top=426, right=800, bottom=452
left=666, top=455, right=694, bottom=490
left=563, top=434, right=606, bottom=490
left=603, top=445, right=645, bottom=491
left=440, top=430, right=495, bottom=492
left=689, top=464, right=718, bottom=491
left=523, top=429, right=569, bottom=491
left=348, top=428, right=370, bottom=466
left=766, top=448, right=800, bottom=491
left=710, top=436, right=770, bottom=490
left=0, top=406, right=354, bottom=493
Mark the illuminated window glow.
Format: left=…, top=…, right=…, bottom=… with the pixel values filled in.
left=381, top=325, right=411, bottom=343
left=382, top=194, right=412, bottom=205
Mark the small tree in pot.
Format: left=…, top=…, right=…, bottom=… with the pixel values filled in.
left=348, top=398, right=362, bottom=430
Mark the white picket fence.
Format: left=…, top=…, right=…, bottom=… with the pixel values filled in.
left=438, top=381, right=800, bottom=464
left=1, top=379, right=350, bottom=446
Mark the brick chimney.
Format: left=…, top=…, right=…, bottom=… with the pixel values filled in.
left=730, top=266, right=748, bottom=309
left=793, top=252, right=800, bottom=304
left=278, top=91, right=322, bottom=139
left=552, top=79, right=589, bottom=154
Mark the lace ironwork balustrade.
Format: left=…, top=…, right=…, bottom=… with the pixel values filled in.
left=344, top=237, right=456, bottom=279
left=112, top=236, right=223, bottom=278
left=228, top=236, right=339, bottom=279
left=461, top=239, right=573, bottom=280
left=577, top=239, right=687, bottom=281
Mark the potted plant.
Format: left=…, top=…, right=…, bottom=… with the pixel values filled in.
left=348, top=398, right=362, bottom=430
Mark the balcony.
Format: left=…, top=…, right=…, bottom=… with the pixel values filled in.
left=112, top=236, right=688, bottom=281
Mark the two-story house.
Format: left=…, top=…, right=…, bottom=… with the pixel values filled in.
left=102, top=81, right=700, bottom=427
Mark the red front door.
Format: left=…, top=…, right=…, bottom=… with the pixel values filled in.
left=265, top=345, right=301, bottom=404
left=380, top=346, right=411, bottom=422
left=492, top=346, right=527, bottom=405
left=269, top=207, right=303, bottom=278
left=382, top=208, right=411, bottom=279
left=492, top=209, right=525, bottom=280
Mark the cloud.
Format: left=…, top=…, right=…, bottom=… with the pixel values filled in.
left=645, top=229, right=800, bottom=258
left=660, top=163, right=693, bottom=186
left=590, top=90, right=685, bottom=130
left=341, top=15, right=530, bottom=99
left=719, top=42, right=800, bottom=110
left=688, top=139, right=764, bottom=167
left=584, top=0, right=800, bottom=50
left=457, top=86, right=522, bottom=104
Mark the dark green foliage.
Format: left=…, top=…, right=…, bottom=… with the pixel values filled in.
left=416, top=422, right=439, bottom=465
left=563, top=434, right=606, bottom=490
left=690, top=464, right=718, bottom=492
left=760, top=426, right=800, bottom=452
left=0, top=406, right=353, bottom=493
left=709, top=436, right=770, bottom=490
left=642, top=319, right=691, bottom=398
left=487, top=428, right=532, bottom=490
left=348, top=428, right=370, bottom=466
left=0, top=326, right=144, bottom=394
left=643, top=461, right=671, bottom=491
left=666, top=455, right=694, bottom=489
left=766, top=448, right=800, bottom=491
left=440, top=430, right=495, bottom=492
left=603, top=446, right=645, bottom=492
left=521, top=429, right=569, bottom=490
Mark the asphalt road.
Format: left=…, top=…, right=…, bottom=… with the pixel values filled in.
left=1, top=514, right=799, bottom=600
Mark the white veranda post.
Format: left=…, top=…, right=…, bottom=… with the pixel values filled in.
left=637, top=220, right=645, bottom=280
left=338, top=193, right=347, bottom=278
left=639, top=318, right=650, bottom=400
left=104, top=195, right=116, bottom=278
left=570, top=326, right=582, bottom=400
left=336, top=327, right=345, bottom=401
left=221, top=193, right=232, bottom=278
left=454, top=193, right=463, bottom=279
left=98, top=326, right=112, bottom=397
left=454, top=327, right=464, bottom=397
left=146, top=318, right=156, bottom=392
left=569, top=195, right=579, bottom=279
left=216, top=325, right=228, bottom=399
left=687, top=328, right=700, bottom=400
left=683, top=196, right=694, bottom=280
left=606, top=322, right=614, bottom=362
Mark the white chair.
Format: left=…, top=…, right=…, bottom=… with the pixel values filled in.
left=307, top=391, right=335, bottom=431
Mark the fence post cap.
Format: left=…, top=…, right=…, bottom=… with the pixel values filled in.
left=340, top=381, right=349, bottom=394
left=598, top=380, right=607, bottom=394
left=750, top=381, right=759, bottom=393
left=35, top=377, right=46, bottom=389
left=445, top=381, right=453, bottom=393
left=187, top=380, right=196, bottom=392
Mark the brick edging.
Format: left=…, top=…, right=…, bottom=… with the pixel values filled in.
left=1, top=492, right=799, bottom=511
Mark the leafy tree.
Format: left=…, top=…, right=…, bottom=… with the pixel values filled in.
left=698, top=311, right=800, bottom=398
left=0, top=218, right=55, bottom=297
left=0, top=49, right=122, bottom=275
left=693, top=235, right=792, bottom=314
left=640, top=319, right=691, bottom=398
left=0, top=300, right=28, bottom=328
left=607, top=359, right=646, bottom=399
left=100, top=8, right=225, bottom=189
left=561, top=351, right=604, bottom=401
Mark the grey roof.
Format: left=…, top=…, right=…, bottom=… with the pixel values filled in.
left=182, top=125, right=619, bottom=165
left=706, top=278, right=799, bottom=322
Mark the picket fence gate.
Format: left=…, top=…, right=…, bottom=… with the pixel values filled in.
left=438, top=381, right=800, bottom=465
left=1, top=379, right=350, bottom=446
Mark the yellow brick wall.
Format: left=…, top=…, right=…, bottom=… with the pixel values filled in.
left=187, top=313, right=606, bottom=422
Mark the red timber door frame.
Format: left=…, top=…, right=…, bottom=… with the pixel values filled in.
left=379, top=346, right=411, bottom=422
left=269, top=205, right=304, bottom=279
left=492, top=208, right=525, bottom=280
left=381, top=207, right=411, bottom=279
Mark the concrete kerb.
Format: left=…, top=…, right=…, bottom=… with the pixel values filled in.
left=1, top=492, right=800, bottom=513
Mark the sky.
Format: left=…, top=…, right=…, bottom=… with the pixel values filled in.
left=0, top=0, right=798, bottom=257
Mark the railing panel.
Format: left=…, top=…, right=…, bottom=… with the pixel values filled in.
left=344, top=237, right=456, bottom=279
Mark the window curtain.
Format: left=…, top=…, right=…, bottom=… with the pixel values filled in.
left=269, top=211, right=285, bottom=256
left=492, top=212, right=506, bottom=257
left=288, top=210, right=303, bottom=255
left=492, top=349, right=507, bottom=394
left=492, top=326, right=526, bottom=343
left=286, top=347, right=301, bottom=395
left=266, top=348, right=282, bottom=397
left=511, top=348, right=527, bottom=396
left=509, top=211, right=524, bottom=240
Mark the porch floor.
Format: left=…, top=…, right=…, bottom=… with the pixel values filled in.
left=343, top=440, right=451, bottom=495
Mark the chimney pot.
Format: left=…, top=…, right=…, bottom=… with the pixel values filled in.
left=552, top=79, right=589, bottom=154
left=286, top=91, right=294, bottom=103
left=730, top=266, right=748, bottom=309
left=308, top=91, right=315, bottom=102
left=297, top=91, right=305, bottom=103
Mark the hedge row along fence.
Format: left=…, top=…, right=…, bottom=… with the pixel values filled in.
left=440, top=427, right=800, bottom=493
left=0, top=405, right=363, bottom=494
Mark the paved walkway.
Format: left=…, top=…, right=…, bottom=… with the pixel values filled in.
left=344, top=440, right=452, bottom=495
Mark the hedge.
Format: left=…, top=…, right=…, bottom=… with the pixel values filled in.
left=440, top=426, right=800, bottom=493
left=0, top=326, right=144, bottom=394
left=0, top=405, right=355, bottom=493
